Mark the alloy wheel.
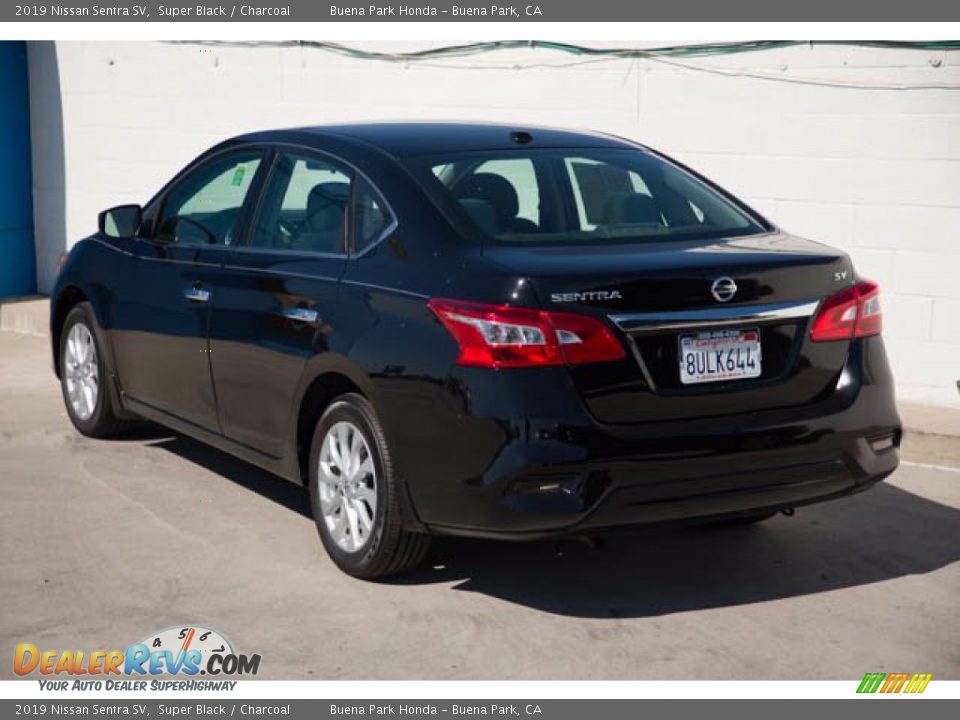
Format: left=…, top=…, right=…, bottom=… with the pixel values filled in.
left=317, top=421, right=378, bottom=552
left=64, top=322, right=99, bottom=421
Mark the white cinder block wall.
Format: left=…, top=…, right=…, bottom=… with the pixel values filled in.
left=27, top=41, right=960, bottom=407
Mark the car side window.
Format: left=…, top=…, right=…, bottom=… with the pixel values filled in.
left=250, top=152, right=352, bottom=254
left=352, top=178, right=394, bottom=254
left=154, top=151, right=263, bottom=246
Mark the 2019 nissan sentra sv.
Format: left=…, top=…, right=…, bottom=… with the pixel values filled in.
left=51, top=123, right=901, bottom=578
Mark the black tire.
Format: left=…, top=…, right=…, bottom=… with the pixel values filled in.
left=308, top=393, right=430, bottom=579
left=713, top=510, right=777, bottom=527
left=59, top=303, right=126, bottom=438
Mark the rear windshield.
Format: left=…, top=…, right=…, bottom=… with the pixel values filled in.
left=404, top=148, right=768, bottom=245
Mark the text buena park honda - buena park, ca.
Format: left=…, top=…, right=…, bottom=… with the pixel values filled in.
left=331, top=5, right=543, bottom=16
left=331, top=705, right=543, bottom=716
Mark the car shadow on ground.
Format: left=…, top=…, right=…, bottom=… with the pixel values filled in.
left=147, top=430, right=313, bottom=519
left=152, top=427, right=960, bottom=619
left=407, top=483, right=960, bottom=618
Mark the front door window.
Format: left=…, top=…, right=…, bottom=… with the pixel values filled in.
left=154, top=151, right=264, bottom=246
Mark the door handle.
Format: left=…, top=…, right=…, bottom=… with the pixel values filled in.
left=283, top=307, right=319, bottom=323
left=183, top=287, right=211, bottom=303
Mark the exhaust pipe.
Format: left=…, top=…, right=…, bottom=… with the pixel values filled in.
left=781, top=507, right=796, bottom=517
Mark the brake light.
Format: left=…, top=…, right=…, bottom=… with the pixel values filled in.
left=427, top=298, right=626, bottom=368
left=810, top=280, right=882, bottom=342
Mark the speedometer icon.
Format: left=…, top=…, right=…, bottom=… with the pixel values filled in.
left=137, top=625, right=234, bottom=666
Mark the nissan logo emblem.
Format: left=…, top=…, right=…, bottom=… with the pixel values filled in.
left=711, top=276, right=738, bottom=303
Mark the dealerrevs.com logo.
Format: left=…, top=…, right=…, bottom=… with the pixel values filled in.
left=14, top=626, right=261, bottom=689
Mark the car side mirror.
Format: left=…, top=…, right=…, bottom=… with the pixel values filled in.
left=98, top=204, right=142, bottom=240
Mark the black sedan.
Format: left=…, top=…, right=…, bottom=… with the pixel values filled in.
left=51, top=122, right=901, bottom=578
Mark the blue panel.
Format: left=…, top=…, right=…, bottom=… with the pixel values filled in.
left=0, top=41, right=37, bottom=298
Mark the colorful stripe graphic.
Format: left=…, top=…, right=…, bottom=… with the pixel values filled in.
left=857, top=672, right=933, bottom=694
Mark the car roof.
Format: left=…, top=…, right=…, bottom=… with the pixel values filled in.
left=231, top=122, right=640, bottom=158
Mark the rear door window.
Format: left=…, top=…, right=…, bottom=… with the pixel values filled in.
left=250, top=152, right=353, bottom=255
left=352, top=178, right=395, bottom=254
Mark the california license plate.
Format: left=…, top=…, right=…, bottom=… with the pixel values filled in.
left=679, top=328, right=762, bottom=385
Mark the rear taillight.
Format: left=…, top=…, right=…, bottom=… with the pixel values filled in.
left=427, top=298, right=626, bottom=368
left=810, top=280, right=882, bottom=342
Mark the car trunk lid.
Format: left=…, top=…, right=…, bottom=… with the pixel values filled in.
left=483, top=232, right=855, bottom=423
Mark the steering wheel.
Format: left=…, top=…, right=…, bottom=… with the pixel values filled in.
left=174, top=216, right=218, bottom=245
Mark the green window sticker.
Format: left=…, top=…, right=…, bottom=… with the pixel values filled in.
left=231, top=165, right=247, bottom=187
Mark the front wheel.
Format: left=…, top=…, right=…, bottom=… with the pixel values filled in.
left=59, top=303, right=126, bottom=438
left=308, top=393, right=430, bottom=579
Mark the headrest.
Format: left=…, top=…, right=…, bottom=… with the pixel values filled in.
left=306, top=182, right=350, bottom=232
left=602, top=192, right=663, bottom=226
left=454, top=173, right=519, bottom=225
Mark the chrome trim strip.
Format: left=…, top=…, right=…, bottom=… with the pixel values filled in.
left=610, top=299, right=820, bottom=333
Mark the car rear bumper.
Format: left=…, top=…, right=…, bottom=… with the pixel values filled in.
left=427, top=445, right=897, bottom=540
left=389, top=337, right=901, bottom=538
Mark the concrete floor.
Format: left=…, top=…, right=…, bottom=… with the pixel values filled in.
left=1, top=331, right=958, bottom=680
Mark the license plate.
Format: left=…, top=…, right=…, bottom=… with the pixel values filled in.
left=679, top=328, right=762, bottom=385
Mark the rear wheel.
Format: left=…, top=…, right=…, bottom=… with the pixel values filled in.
left=59, top=303, right=126, bottom=438
left=308, top=393, right=430, bottom=579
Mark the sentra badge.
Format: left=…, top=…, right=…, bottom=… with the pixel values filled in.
left=551, top=290, right=623, bottom=303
